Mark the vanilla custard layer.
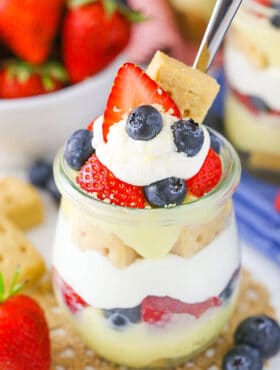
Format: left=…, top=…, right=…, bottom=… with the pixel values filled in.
left=55, top=291, right=237, bottom=368
left=225, top=93, right=280, bottom=155
left=53, top=209, right=240, bottom=309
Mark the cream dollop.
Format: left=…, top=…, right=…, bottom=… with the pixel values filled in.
left=92, top=112, right=210, bottom=186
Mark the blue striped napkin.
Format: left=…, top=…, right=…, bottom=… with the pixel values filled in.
left=234, top=171, right=280, bottom=266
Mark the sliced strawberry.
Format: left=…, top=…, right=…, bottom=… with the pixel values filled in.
left=142, top=296, right=221, bottom=323
left=87, top=117, right=97, bottom=131
left=77, top=154, right=146, bottom=208
left=274, top=191, right=280, bottom=213
left=186, top=148, right=222, bottom=198
left=103, top=63, right=181, bottom=142
left=53, top=270, right=88, bottom=314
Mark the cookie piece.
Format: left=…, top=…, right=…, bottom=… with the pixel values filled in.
left=171, top=201, right=232, bottom=258
left=147, top=51, right=220, bottom=122
left=248, top=151, right=280, bottom=171
left=0, top=214, right=45, bottom=286
left=0, top=177, right=44, bottom=230
left=72, top=220, right=139, bottom=268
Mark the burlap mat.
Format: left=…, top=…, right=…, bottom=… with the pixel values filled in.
left=28, top=270, right=275, bottom=370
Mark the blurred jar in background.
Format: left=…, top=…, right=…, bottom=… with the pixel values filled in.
left=169, top=0, right=216, bottom=43
left=224, top=0, right=280, bottom=181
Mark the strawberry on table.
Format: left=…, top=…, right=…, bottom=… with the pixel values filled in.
left=62, top=0, right=142, bottom=83
left=77, top=153, right=146, bottom=208
left=0, top=60, right=68, bottom=99
left=0, top=0, right=64, bottom=64
left=186, top=148, right=222, bottom=197
left=0, top=270, right=50, bottom=370
left=103, top=62, right=181, bottom=141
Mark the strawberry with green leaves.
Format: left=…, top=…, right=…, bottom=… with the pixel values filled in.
left=0, top=0, right=64, bottom=65
left=0, top=60, right=68, bottom=98
left=62, top=0, right=143, bottom=83
left=0, top=270, right=50, bottom=370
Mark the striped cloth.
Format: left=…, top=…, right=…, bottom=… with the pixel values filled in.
left=234, top=171, right=280, bottom=266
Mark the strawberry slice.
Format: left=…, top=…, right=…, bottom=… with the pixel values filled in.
left=186, top=148, right=222, bottom=198
left=53, top=270, right=88, bottom=314
left=87, top=117, right=97, bottom=131
left=77, top=154, right=146, bottom=208
left=142, top=296, right=221, bottom=323
left=103, top=63, right=181, bottom=142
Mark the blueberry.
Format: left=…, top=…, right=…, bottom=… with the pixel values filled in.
left=270, top=13, right=280, bottom=28
left=104, top=306, right=141, bottom=324
left=126, top=105, right=163, bottom=140
left=104, top=306, right=141, bottom=330
left=29, top=159, right=52, bottom=188
left=46, top=173, right=61, bottom=203
left=235, top=315, right=280, bottom=359
left=250, top=96, right=270, bottom=112
left=144, top=177, right=186, bottom=207
left=172, top=119, right=204, bottom=157
left=219, top=269, right=240, bottom=302
left=64, top=129, right=94, bottom=170
left=223, top=345, right=263, bottom=370
left=209, top=130, right=221, bottom=154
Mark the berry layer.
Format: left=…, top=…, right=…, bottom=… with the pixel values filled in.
left=225, top=92, right=280, bottom=156
left=53, top=209, right=240, bottom=309
left=54, top=282, right=238, bottom=368
left=92, top=113, right=210, bottom=187
left=225, top=46, right=280, bottom=111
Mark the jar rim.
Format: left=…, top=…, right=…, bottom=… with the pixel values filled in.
left=54, top=127, right=241, bottom=221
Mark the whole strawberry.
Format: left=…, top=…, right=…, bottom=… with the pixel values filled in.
left=62, top=0, right=142, bottom=83
left=0, top=270, right=51, bottom=370
left=0, top=60, right=68, bottom=98
left=0, top=0, right=64, bottom=64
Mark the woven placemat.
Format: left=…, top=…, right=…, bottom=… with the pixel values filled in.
left=28, top=270, right=275, bottom=370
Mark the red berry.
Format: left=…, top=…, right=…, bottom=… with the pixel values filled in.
left=77, top=154, right=146, bottom=208
left=54, top=270, right=87, bottom=314
left=103, top=63, right=181, bottom=142
left=142, top=296, right=221, bottom=324
left=87, top=118, right=97, bottom=131
left=274, top=191, right=280, bottom=213
left=186, top=148, right=222, bottom=197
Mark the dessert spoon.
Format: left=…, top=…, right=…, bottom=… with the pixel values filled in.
left=193, top=0, right=243, bottom=72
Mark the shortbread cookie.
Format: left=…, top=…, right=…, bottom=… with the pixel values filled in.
left=248, top=151, right=280, bottom=171
left=0, top=177, right=44, bottom=230
left=147, top=51, right=220, bottom=122
left=72, top=220, right=139, bottom=268
left=171, top=201, right=232, bottom=258
left=0, top=214, right=45, bottom=286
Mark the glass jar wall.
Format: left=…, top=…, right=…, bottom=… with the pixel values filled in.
left=52, top=129, right=241, bottom=368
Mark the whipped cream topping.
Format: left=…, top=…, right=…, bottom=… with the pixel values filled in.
left=225, top=46, right=280, bottom=111
left=53, top=214, right=240, bottom=309
left=92, top=112, right=210, bottom=186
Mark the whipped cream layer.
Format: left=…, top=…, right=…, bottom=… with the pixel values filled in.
left=53, top=213, right=240, bottom=309
left=225, top=46, right=280, bottom=111
left=92, top=112, right=210, bottom=186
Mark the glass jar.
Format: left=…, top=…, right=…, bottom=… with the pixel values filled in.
left=52, top=129, right=241, bottom=368
left=224, top=0, right=280, bottom=182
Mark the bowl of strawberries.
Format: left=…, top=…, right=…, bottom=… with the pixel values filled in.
left=0, top=0, right=141, bottom=168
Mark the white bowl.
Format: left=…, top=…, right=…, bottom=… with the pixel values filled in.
left=0, top=54, right=127, bottom=169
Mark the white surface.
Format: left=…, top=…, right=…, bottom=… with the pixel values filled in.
left=24, top=191, right=280, bottom=368
left=93, top=113, right=210, bottom=186
left=0, top=54, right=126, bottom=169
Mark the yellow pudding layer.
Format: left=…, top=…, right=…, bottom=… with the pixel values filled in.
left=169, top=0, right=215, bottom=20
left=225, top=93, right=280, bottom=156
left=56, top=292, right=237, bottom=368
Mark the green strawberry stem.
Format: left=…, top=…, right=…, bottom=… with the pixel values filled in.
left=0, top=267, right=25, bottom=304
left=68, top=0, right=145, bottom=22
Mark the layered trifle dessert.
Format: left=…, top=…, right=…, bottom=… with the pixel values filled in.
left=52, top=51, right=241, bottom=368
left=224, top=0, right=280, bottom=178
